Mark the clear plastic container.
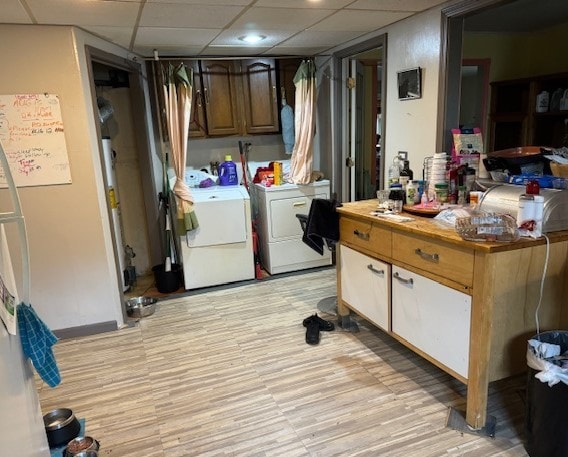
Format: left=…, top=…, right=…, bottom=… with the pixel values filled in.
left=455, top=213, right=520, bottom=242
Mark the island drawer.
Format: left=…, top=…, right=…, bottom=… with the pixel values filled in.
left=340, top=217, right=392, bottom=258
left=392, top=232, right=474, bottom=287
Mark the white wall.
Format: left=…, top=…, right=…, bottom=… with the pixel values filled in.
left=383, top=7, right=443, bottom=181
left=0, top=25, right=138, bottom=331
left=324, top=6, right=445, bottom=193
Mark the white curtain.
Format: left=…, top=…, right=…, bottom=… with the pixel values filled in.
left=289, top=60, right=317, bottom=184
left=162, top=63, right=198, bottom=233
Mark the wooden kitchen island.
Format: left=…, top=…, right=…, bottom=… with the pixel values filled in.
left=336, top=200, right=568, bottom=430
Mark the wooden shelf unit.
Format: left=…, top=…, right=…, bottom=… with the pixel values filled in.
left=489, top=72, right=568, bottom=151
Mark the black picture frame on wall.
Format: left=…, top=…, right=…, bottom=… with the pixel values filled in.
left=397, top=67, right=422, bottom=100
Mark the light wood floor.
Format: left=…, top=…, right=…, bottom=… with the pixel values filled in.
left=38, top=268, right=529, bottom=456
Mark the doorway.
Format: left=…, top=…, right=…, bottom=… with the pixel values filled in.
left=86, top=47, right=159, bottom=302
left=333, top=35, right=386, bottom=203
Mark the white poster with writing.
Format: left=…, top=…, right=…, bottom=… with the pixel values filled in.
left=0, top=94, right=71, bottom=187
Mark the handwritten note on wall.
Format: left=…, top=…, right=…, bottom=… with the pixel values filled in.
left=0, top=94, right=71, bottom=187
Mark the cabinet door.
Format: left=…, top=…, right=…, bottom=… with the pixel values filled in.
left=278, top=58, right=302, bottom=112
left=241, top=59, right=279, bottom=134
left=340, top=245, right=390, bottom=331
left=391, top=265, right=471, bottom=379
left=186, top=60, right=207, bottom=138
left=200, top=60, right=241, bottom=136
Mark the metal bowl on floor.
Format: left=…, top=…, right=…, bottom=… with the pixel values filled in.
left=125, top=296, right=157, bottom=318
left=43, top=408, right=81, bottom=448
left=65, top=436, right=99, bottom=456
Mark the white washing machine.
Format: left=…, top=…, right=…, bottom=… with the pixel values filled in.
left=176, top=185, right=254, bottom=289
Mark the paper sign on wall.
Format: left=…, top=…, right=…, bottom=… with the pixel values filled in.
left=0, top=94, right=72, bottom=187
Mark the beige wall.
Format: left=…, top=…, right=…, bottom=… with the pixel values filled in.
left=0, top=24, right=135, bottom=331
left=463, top=22, right=568, bottom=82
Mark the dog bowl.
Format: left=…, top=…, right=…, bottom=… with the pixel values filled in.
left=125, top=296, right=157, bottom=318
left=43, top=408, right=81, bottom=448
left=65, top=436, right=99, bottom=456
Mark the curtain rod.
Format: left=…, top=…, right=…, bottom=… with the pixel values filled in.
left=133, top=50, right=317, bottom=62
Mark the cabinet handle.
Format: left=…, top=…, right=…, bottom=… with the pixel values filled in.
left=415, top=248, right=439, bottom=263
left=204, top=88, right=210, bottom=105
left=196, top=89, right=202, bottom=107
left=293, top=201, right=306, bottom=207
left=393, top=272, right=413, bottom=285
left=273, top=85, right=277, bottom=104
left=367, top=264, right=384, bottom=275
left=353, top=229, right=369, bottom=241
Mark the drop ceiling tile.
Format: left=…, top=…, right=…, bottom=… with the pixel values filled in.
left=211, top=29, right=295, bottom=46
left=282, top=30, right=366, bottom=46
left=82, top=26, right=135, bottom=48
left=263, top=46, right=332, bottom=56
left=255, top=0, right=352, bottom=8
left=136, top=27, right=219, bottom=46
left=201, top=45, right=272, bottom=56
left=26, top=0, right=139, bottom=27
left=348, top=0, right=447, bottom=11
left=134, top=45, right=206, bottom=58
left=148, top=0, right=252, bottom=4
left=2, top=0, right=33, bottom=23
left=231, top=7, right=334, bottom=31
left=311, top=9, right=412, bottom=32
left=140, top=3, right=245, bottom=28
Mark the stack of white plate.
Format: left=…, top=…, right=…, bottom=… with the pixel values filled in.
left=427, top=152, right=448, bottom=199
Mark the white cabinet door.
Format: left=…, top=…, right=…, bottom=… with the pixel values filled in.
left=340, top=245, right=390, bottom=331
left=391, top=265, right=471, bottom=379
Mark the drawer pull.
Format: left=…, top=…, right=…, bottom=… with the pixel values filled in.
left=393, top=272, right=413, bottom=285
left=293, top=201, right=307, bottom=207
left=415, top=248, right=439, bottom=263
left=354, top=229, right=369, bottom=241
left=367, top=264, right=384, bottom=275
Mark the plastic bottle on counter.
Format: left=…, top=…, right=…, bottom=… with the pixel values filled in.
left=405, top=180, right=416, bottom=206
left=218, top=155, right=238, bottom=186
left=388, top=156, right=401, bottom=185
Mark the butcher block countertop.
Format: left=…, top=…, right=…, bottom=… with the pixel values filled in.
left=336, top=199, right=568, bottom=430
left=336, top=199, right=568, bottom=253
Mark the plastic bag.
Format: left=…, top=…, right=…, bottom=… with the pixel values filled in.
left=528, top=335, right=568, bottom=387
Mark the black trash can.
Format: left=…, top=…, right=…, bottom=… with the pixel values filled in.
left=525, top=331, right=568, bottom=457
left=152, top=263, right=181, bottom=294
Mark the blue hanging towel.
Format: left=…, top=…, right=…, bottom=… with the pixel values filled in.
left=17, top=303, right=61, bottom=387
left=281, top=102, right=295, bottom=154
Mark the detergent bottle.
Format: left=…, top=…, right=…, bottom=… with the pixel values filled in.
left=218, top=155, right=238, bottom=186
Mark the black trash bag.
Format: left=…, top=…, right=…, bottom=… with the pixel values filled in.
left=525, top=331, right=568, bottom=457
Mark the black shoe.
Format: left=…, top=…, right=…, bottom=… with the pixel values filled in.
left=303, top=313, right=335, bottom=332
left=305, top=318, right=320, bottom=345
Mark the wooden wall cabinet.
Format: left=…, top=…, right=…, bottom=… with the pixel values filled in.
left=241, top=58, right=279, bottom=134
left=187, top=60, right=207, bottom=138
left=158, top=58, right=303, bottom=139
left=199, top=58, right=280, bottom=136
left=199, top=60, right=242, bottom=136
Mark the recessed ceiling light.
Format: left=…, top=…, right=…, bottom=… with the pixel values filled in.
left=238, top=34, right=266, bottom=44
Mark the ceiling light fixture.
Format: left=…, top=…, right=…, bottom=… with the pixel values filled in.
left=238, top=34, right=266, bottom=44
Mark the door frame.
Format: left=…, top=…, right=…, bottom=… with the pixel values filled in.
left=332, top=34, right=387, bottom=202
left=85, top=46, right=161, bottom=307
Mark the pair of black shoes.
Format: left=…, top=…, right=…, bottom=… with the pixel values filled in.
left=303, top=313, right=335, bottom=345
